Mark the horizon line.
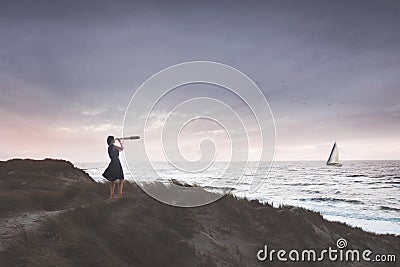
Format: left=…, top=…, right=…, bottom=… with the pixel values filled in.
left=2, top=157, right=399, bottom=163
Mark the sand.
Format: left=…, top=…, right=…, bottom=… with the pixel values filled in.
left=0, top=159, right=398, bottom=266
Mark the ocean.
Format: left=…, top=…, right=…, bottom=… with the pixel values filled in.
left=75, top=160, right=400, bottom=235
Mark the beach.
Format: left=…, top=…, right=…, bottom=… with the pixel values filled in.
left=0, top=159, right=398, bottom=266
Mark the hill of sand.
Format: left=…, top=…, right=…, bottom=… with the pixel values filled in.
left=0, top=159, right=398, bottom=266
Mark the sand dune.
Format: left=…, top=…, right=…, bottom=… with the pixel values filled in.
left=0, top=159, right=398, bottom=266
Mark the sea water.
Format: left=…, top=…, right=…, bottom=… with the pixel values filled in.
left=75, top=160, right=400, bottom=235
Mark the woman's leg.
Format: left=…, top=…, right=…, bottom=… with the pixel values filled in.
left=110, top=181, right=116, bottom=198
left=118, top=179, right=124, bottom=197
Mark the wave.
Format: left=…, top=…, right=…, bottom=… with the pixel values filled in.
left=385, top=181, right=400, bottom=184
left=299, top=197, right=363, bottom=205
left=289, top=183, right=328, bottom=186
left=346, top=174, right=365, bottom=177
left=371, top=175, right=386, bottom=178
left=305, top=190, right=320, bottom=194
left=203, top=185, right=235, bottom=191
left=380, top=206, right=400, bottom=212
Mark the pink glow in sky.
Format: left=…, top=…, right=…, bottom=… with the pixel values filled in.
left=1, top=0, right=399, bottom=162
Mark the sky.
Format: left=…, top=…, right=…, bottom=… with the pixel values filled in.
left=0, top=0, right=399, bottom=162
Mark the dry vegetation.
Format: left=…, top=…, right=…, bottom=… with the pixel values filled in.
left=0, top=159, right=398, bottom=266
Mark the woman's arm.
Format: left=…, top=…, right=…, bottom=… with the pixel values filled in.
left=113, top=139, right=124, bottom=152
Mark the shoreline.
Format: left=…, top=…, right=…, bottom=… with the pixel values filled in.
left=75, top=160, right=400, bottom=236
left=0, top=158, right=399, bottom=266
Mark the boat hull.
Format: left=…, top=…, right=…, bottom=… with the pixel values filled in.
left=326, top=163, right=342, bottom=167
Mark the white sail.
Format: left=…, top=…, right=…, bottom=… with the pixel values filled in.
left=327, top=142, right=340, bottom=165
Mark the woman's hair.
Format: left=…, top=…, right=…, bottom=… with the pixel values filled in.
left=106, top=135, right=114, bottom=145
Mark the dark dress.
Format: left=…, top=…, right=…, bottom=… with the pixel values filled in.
left=102, top=144, right=124, bottom=181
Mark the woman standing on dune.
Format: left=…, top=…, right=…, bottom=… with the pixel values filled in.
left=102, top=136, right=124, bottom=199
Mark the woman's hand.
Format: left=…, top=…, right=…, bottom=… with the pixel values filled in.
left=113, top=138, right=124, bottom=151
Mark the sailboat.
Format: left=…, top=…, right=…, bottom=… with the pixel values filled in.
left=326, top=142, right=342, bottom=167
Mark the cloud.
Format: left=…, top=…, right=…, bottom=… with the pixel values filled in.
left=81, top=108, right=107, bottom=116
left=144, top=111, right=170, bottom=131
left=81, top=124, right=121, bottom=132
left=1, top=0, right=400, bottom=161
left=53, top=123, right=121, bottom=133
left=390, top=104, right=400, bottom=117
left=54, top=127, right=79, bottom=133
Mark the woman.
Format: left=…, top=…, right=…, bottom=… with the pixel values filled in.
left=102, top=135, right=124, bottom=199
